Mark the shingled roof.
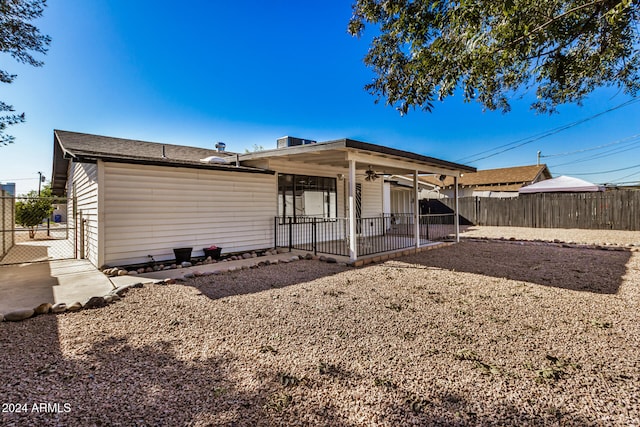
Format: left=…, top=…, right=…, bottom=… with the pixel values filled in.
left=51, top=130, right=273, bottom=195
left=422, top=164, right=552, bottom=190
left=51, top=130, right=476, bottom=196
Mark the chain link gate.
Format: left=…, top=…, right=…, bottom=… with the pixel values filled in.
left=0, top=194, right=77, bottom=265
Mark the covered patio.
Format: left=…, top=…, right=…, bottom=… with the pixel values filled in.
left=274, top=212, right=458, bottom=259
left=240, top=139, right=475, bottom=261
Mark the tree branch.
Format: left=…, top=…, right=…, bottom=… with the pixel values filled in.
left=501, top=0, right=615, bottom=50
left=524, top=6, right=602, bottom=61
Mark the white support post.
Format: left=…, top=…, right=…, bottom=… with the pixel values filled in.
left=348, top=160, right=357, bottom=261
left=97, top=160, right=105, bottom=268
left=414, top=170, right=420, bottom=248
left=454, top=175, right=460, bottom=243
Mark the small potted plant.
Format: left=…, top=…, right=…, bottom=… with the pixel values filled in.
left=203, top=245, right=222, bottom=259
left=173, top=247, right=193, bottom=264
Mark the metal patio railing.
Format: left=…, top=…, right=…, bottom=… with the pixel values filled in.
left=274, top=213, right=456, bottom=257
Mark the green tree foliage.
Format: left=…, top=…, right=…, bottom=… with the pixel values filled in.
left=15, top=186, right=54, bottom=238
left=0, top=0, right=51, bottom=146
left=348, top=0, right=639, bottom=114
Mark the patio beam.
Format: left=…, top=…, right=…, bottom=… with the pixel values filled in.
left=345, top=151, right=460, bottom=177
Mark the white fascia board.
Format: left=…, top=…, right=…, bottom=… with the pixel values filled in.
left=345, top=151, right=460, bottom=177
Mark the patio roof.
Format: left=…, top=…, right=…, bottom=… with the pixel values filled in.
left=239, top=139, right=475, bottom=176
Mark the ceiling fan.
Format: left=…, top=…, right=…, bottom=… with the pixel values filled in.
left=365, top=165, right=379, bottom=182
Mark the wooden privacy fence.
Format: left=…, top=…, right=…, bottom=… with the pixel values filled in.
left=439, top=190, right=640, bottom=230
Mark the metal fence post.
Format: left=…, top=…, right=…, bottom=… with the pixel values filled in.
left=11, top=195, right=15, bottom=249
left=425, top=214, right=430, bottom=240
left=288, top=217, right=293, bottom=252
left=312, top=217, right=317, bottom=255
left=274, top=217, right=278, bottom=250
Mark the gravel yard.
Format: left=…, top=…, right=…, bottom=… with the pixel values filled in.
left=460, top=225, right=640, bottom=247
left=1, top=228, right=639, bottom=426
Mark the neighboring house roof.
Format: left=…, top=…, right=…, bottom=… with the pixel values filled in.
left=519, top=175, right=604, bottom=193
left=51, top=130, right=273, bottom=195
left=422, top=164, right=551, bottom=190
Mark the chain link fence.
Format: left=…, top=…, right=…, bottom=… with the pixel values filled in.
left=0, top=194, right=75, bottom=265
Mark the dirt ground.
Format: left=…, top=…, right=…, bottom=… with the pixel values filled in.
left=1, top=228, right=638, bottom=426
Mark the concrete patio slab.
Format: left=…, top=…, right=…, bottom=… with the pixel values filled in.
left=0, top=259, right=115, bottom=315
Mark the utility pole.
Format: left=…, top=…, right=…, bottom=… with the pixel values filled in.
left=37, top=171, right=44, bottom=195
left=537, top=151, right=541, bottom=166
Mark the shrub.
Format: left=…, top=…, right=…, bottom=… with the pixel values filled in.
left=15, top=187, right=54, bottom=238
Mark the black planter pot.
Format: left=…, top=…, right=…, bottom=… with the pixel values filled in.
left=173, top=247, right=193, bottom=264
left=203, top=247, right=222, bottom=259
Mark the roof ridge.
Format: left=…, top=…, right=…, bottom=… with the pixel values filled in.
left=54, top=129, right=222, bottom=152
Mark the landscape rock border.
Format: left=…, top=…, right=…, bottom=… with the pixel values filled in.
left=0, top=282, right=142, bottom=323
left=100, top=248, right=286, bottom=277
left=461, top=236, right=640, bottom=252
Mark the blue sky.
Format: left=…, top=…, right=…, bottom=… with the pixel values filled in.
left=1, top=0, right=639, bottom=195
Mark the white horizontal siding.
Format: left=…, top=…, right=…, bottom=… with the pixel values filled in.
left=391, top=188, right=414, bottom=214
left=69, top=162, right=99, bottom=266
left=358, top=175, right=383, bottom=218
left=103, top=163, right=277, bottom=266
left=337, top=180, right=346, bottom=218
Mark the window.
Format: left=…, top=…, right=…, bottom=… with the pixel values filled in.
left=278, top=174, right=337, bottom=220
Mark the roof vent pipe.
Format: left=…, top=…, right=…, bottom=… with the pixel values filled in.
left=162, top=145, right=167, bottom=158
left=215, top=142, right=226, bottom=152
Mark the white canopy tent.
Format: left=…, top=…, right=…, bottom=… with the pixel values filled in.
left=519, top=175, right=605, bottom=194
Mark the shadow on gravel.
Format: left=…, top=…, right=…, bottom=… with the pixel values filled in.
left=401, top=240, right=632, bottom=294
left=379, top=386, right=591, bottom=426
left=0, top=314, right=356, bottom=426
left=0, top=314, right=595, bottom=426
left=186, top=261, right=350, bottom=300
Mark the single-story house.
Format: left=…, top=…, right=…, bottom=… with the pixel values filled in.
left=422, top=164, right=552, bottom=198
left=51, top=130, right=475, bottom=267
